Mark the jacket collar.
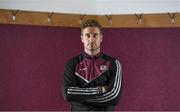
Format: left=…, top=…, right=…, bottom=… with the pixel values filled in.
left=83, top=51, right=103, bottom=59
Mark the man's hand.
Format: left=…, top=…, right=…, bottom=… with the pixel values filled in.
left=101, top=85, right=108, bottom=93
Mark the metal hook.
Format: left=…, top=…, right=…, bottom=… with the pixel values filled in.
left=105, top=15, right=112, bottom=25
left=135, top=14, right=143, bottom=24
left=11, top=10, right=19, bottom=21
left=79, top=14, right=86, bottom=24
left=168, top=12, right=176, bottom=24
left=47, top=12, right=54, bottom=23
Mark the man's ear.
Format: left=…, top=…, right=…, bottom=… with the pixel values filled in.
left=100, top=35, right=103, bottom=42
left=81, top=35, right=84, bottom=43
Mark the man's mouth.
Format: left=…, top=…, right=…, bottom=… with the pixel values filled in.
left=89, top=43, right=95, bottom=46
left=90, top=45, right=94, bottom=48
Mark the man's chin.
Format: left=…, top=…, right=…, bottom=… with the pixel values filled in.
left=90, top=48, right=99, bottom=51
left=86, top=47, right=96, bottom=51
left=89, top=49, right=95, bottom=51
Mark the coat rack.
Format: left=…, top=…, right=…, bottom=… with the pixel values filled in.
left=0, top=9, right=179, bottom=27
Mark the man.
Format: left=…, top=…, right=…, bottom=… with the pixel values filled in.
left=62, top=19, right=122, bottom=111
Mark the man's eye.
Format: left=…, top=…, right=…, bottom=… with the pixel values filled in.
left=86, top=34, right=90, bottom=38
left=93, top=34, right=98, bottom=37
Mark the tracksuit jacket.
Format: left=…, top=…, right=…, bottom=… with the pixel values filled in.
left=62, top=52, right=122, bottom=111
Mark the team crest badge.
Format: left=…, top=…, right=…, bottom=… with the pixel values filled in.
left=100, top=65, right=107, bottom=71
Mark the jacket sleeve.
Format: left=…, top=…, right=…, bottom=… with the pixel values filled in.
left=85, top=59, right=123, bottom=106
left=62, top=60, right=104, bottom=103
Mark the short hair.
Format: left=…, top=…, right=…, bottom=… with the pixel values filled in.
left=81, top=19, right=102, bottom=34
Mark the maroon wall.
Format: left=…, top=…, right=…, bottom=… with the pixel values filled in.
left=0, top=24, right=180, bottom=111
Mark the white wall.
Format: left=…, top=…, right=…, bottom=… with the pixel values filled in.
left=0, top=0, right=179, bottom=15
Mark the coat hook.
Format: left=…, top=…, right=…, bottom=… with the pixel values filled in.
left=105, top=15, right=112, bottom=25
left=47, top=12, right=54, bottom=23
left=135, top=13, right=143, bottom=24
left=79, top=14, right=86, bottom=24
left=11, top=10, right=20, bottom=22
left=168, top=12, right=176, bottom=24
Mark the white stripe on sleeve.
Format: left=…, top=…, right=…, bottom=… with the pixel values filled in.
left=87, top=60, right=122, bottom=102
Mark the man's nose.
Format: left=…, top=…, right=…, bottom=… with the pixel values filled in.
left=89, top=36, right=95, bottom=42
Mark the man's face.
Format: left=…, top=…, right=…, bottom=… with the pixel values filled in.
left=81, top=27, right=103, bottom=52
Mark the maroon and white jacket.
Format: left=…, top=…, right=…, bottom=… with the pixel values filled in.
left=62, top=52, right=122, bottom=111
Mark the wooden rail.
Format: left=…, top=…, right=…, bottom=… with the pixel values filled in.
left=0, top=9, right=180, bottom=27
